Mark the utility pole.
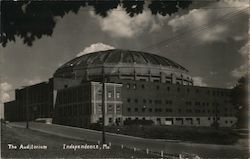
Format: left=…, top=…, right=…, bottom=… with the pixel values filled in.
left=101, top=66, right=106, bottom=144
left=26, top=87, right=29, bottom=129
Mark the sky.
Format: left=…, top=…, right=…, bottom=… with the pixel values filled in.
left=0, top=0, right=249, bottom=118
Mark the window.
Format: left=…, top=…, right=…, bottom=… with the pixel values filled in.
left=134, top=108, right=138, bottom=112
left=134, top=99, right=138, bottom=103
left=154, top=79, right=160, bottom=82
left=149, top=99, right=152, bottom=104
left=143, top=99, right=147, bottom=103
left=166, top=108, right=172, bottom=112
left=116, top=105, right=121, bottom=111
left=133, top=84, right=137, bottom=89
left=108, top=105, right=112, bottom=111
left=108, top=92, right=112, bottom=98
left=149, top=108, right=152, bottom=112
left=141, top=84, right=145, bottom=89
left=142, top=108, right=146, bottom=112
left=109, top=118, right=112, bottom=123
left=195, top=102, right=200, bottom=106
left=187, top=88, right=190, bottom=93
left=126, top=83, right=130, bottom=89
left=167, top=87, right=170, bottom=91
left=116, top=92, right=120, bottom=98
left=127, top=98, right=131, bottom=103
left=97, top=90, right=102, bottom=96
left=195, top=109, right=200, bottom=113
left=127, top=108, right=131, bottom=112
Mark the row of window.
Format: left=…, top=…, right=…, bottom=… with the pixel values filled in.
left=185, top=101, right=223, bottom=106
left=127, top=98, right=229, bottom=107
left=127, top=98, right=173, bottom=105
left=97, top=104, right=121, bottom=112
left=124, top=83, right=230, bottom=97
left=126, top=107, right=235, bottom=115
left=97, top=90, right=121, bottom=99
left=125, top=117, right=234, bottom=125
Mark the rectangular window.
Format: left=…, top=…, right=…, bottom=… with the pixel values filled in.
left=141, top=84, right=145, bottom=88
left=126, top=83, right=130, bottom=89
left=116, top=92, right=120, bottom=98
left=127, top=98, right=131, bottom=103
left=109, top=118, right=112, bottom=123
left=166, top=108, right=173, bottom=112
left=108, top=92, right=112, bottom=98
left=133, top=84, right=137, bottom=89
left=134, top=99, right=138, bottom=103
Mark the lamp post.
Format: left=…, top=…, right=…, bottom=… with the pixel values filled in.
left=101, top=66, right=106, bottom=144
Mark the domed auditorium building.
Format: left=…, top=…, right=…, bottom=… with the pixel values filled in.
left=4, top=49, right=237, bottom=128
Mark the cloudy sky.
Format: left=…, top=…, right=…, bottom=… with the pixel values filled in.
left=0, top=0, right=249, bottom=118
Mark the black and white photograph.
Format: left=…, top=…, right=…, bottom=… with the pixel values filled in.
left=0, top=0, right=249, bottom=158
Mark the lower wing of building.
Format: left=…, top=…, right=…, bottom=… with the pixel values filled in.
left=4, top=78, right=237, bottom=128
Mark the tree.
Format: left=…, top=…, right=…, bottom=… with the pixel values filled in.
left=231, top=75, right=248, bottom=129
left=0, top=0, right=192, bottom=47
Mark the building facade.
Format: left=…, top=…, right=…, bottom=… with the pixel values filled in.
left=4, top=49, right=237, bottom=128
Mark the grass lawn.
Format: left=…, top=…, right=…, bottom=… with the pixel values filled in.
left=1, top=123, right=158, bottom=158
left=105, top=125, right=243, bottom=145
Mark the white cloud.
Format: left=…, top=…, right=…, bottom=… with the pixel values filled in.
left=0, top=82, right=13, bottom=103
left=168, top=0, right=249, bottom=42
left=233, top=35, right=245, bottom=41
left=231, top=64, right=248, bottom=78
left=239, top=41, right=249, bottom=56
left=90, top=6, right=168, bottom=38
left=0, top=82, right=13, bottom=119
left=77, top=43, right=115, bottom=57
left=193, top=76, right=207, bottom=87
left=231, top=41, right=249, bottom=78
left=200, top=25, right=228, bottom=42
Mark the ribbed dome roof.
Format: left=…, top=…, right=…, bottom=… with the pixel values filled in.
left=57, top=49, right=188, bottom=72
